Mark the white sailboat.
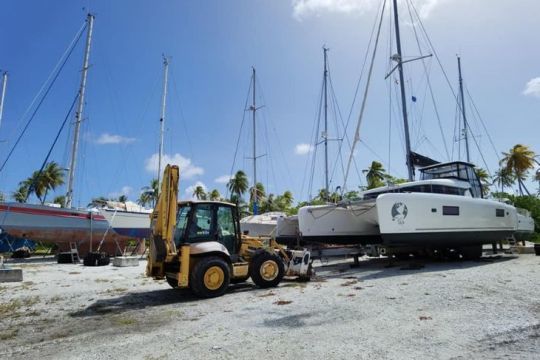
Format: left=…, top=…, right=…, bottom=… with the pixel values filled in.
left=0, top=15, right=134, bottom=256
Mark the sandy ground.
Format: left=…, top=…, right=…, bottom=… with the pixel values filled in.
left=0, top=252, right=538, bottom=360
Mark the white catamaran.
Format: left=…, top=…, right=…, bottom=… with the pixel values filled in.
left=293, top=0, right=533, bottom=255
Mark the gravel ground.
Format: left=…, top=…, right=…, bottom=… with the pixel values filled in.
left=0, top=252, right=538, bottom=360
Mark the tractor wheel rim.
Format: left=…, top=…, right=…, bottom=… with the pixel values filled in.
left=204, top=266, right=225, bottom=290
left=260, top=260, right=279, bottom=281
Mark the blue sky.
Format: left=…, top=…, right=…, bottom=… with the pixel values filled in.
left=0, top=0, right=539, bottom=207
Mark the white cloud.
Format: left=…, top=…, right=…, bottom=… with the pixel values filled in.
left=523, top=77, right=540, bottom=98
left=214, top=174, right=232, bottom=184
left=292, top=0, right=447, bottom=20
left=108, top=185, right=132, bottom=199
left=295, top=143, right=315, bottom=155
left=95, top=133, right=136, bottom=145
left=145, top=153, right=204, bottom=179
left=184, top=181, right=207, bottom=200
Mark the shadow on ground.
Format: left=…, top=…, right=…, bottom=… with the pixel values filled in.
left=70, top=282, right=258, bottom=318
left=314, top=254, right=518, bottom=281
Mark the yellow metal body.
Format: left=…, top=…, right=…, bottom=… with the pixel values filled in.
left=178, top=244, right=190, bottom=287
left=147, top=164, right=300, bottom=293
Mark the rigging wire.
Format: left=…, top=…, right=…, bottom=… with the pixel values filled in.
left=0, top=21, right=87, bottom=174
left=25, top=93, right=80, bottom=201
left=405, top=0, right=450, bottom=161
left=465, top=85, right=500, bottom=161
left=170, top=65, right=195, bottom=160
left=227, top=74, right=254, bottom=198
left=342, top=0, right=387, bottom=192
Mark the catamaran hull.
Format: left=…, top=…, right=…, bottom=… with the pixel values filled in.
left=99, top=209, right=151, bottom=239
left=376, top=193, right=516, bottom=246
left=0, top=203, right=130, bottom=256
left=297, top=201, right=381, bottom=245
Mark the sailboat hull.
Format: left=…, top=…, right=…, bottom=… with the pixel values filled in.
left=99, top=209, right=151, bottom=239
left=0, top=203, right=131, bottom=255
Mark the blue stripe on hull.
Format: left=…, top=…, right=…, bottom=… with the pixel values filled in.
left=113, top=227, right=151, bottom=239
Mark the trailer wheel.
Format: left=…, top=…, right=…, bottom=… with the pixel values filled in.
left=461, top=245, right=482, bottom=260
left=250, top=252, right=285, bottom=288
left=190, top=257, right=230, bottom=298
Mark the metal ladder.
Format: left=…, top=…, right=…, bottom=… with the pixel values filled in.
left=69, top=242, right=80, bottom=263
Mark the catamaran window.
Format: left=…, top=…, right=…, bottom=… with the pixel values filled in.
left=496, top=209, right=505, bottom=217
left=443, top=206, right=460, bottom=216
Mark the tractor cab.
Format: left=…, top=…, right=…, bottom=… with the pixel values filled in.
left=174, top=201, right=240, bottom=254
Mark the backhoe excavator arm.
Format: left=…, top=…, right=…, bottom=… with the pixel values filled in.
left=146, top=164, right=180, bottom=278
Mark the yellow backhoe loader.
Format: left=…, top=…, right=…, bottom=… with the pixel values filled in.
left=146, top=165, right=311, bottom=298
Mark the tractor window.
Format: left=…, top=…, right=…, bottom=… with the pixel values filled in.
left=187, top=204, right=213, bottom=242
left=174, top=205, right=191, bottom=246
left=216, top=206, right=236, bottom=253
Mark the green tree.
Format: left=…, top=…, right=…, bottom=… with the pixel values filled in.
left=12, top=181, right=29, bottom=203
left=209, top=189, right=221, bottom=201
left=492, top=167, right=515, bottom=193
left=474, top=168, right=491, bottom=196
left=535, top=169, right=540, bottom=195
left=138, top=178, right=159, bottom=207
left=193, top=186, right=207, bottom=200
left=500, top=144, right=536, bottom=195
left=118, top=194, right=128, bottom=203
left=0, top=191, right=5, bottom=202
left=227, top=170, right=249, bottom=202
left=363, top=161, right=386, bottom=189
left=249, top=182, right=266, bottom=204
left=53, top=195, right=66, bottom=207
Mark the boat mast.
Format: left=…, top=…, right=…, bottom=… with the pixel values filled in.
left=457, top=56, right=470, bottom=162
left=323, top=47, right=329, bottom=197
left=66, top=14, right=94, bottom=208
left=250, top=67, right=258, bottom=215
left=0, top=71, right=7, bottom=131
left=392, top=0, right=414, bottom=181
left=157, top=55, right=169, bottom=196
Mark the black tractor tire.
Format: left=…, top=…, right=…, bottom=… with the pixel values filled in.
left=249, top=252, right=285, bottom=289
left=190, top=256, right=231, bottom=298
left=461, top=245, right=483, bottom=260
left=166, top=276, right=178, bottom=288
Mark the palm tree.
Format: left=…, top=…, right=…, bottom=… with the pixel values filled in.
left=193, top=186, right=207, bottom=200
left=12, top=181, right=29, bottom=203
left=138, top=178, right=159, bottom=207
left=0, top=191, right=4, bottom=202
left=492, top=167, right=514, bottom=193
left=118, top=194, right=128, bottom=203
left=42, top=162, right=65, bottom=202
left=535, top=169, right=540, bottom=195
left=474, top=168, right=491, bottom=196
left=363, top=161, right=386, bottom=189
left=500, top=144, right=536, bottom=195
left=315, top=188, right=329, bottom=202
left=53, top=195, right=66, bottom=207
left=227, top=170, right=248, bottom=202
left=281, top=191, right=293, bottom=208
left=209, top=189, right=221, bottom=201
left=249, top=182, right=266, bottom=204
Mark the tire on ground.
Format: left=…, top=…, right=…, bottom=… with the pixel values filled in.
left=249, top=251, right=285, bottom=288
left=190, top=256, right=230, bottom=298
